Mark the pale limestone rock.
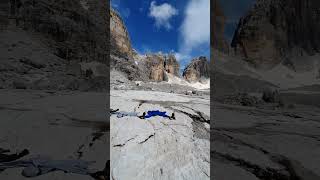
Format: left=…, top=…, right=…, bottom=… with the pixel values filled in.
left=110, top=90, right=210, bottom=180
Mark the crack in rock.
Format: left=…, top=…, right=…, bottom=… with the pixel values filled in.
left=271, top=155, right=320, bottom=180
left=89, top=132, right=105, bottom=147
left=138, top=133, right=155, bottom=144
left=213, top=130, right=269, bottom=154
left=175, top=109, right=210, bottom=124
left=0, top=106, right=33, bottom=112
left=160, top=122, right=190, bottom=139
left=113, top=137, right=136, bottom=147
left=76, top=144, right=85, bottom=159
left=213, top=150, right=290, bottom=180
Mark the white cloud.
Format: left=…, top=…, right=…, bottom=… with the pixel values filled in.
left=174, top=52, right=191, bottom=62
left=149, top=1, right=178, bottom=30
left=178, top=0, right=210, bottom=62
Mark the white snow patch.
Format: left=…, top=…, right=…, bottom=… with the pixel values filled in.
left=166, top=73, right=210, bottom=90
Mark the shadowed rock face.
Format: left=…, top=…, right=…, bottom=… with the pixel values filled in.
left=231, top=0, right=320, bottom=69
left=0, top=0, right=109, bottom=91
left=183, top=56, right=210, bottom=82
left=13, top=0, right=108, bottom=63
left=213, top=0, right=229, bottom=54
left=110, top=8, right=132, bottom=59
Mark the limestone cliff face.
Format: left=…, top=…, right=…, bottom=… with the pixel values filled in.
left=144, top=53, right=180, bottom=81
left=6, top=0, right=108, bottom=63
left=213, top=0, right=229, bottom=54
left=165, top=54, right=180, bottom=77
left=231, top=0, right=320, bottom=69
left=0, top=0, right=109, bottom=91
left=110, top=8, right=149, bottom=81
left=145, top=54, right=165, bottom=82
left=183, top=57, right=210, bottom=82
left=109, top=8, right=181, bottom=82
left=110, top=8, right=132, bottom=59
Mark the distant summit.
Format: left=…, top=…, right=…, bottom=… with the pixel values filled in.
left=183, top=56, right=210, bottom=82
left=231, top=0, right=320, bottom=70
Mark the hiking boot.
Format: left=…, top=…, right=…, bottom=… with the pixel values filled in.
left=138, top=112, right=146, bottom=119
left=170, top=113, right=175, bottom=120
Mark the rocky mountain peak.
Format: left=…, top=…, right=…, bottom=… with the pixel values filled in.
left=145, top=54, right=166, bottom=82
left=110, top=8, right=133, bottom=59
left=231, top=0, right=320, bottom=70
left=183, top=56, right=210, bottom=82
left=142, top=53, right=180, bottom=82
left=164, top=53, right=180, bottom=77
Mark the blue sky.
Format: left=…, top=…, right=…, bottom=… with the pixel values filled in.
left=219, top=0, right=256, bottom=42
left=111, top=0, right=210, bottom=70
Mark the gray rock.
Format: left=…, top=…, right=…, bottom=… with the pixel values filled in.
left=212, top=0, right=229, bottom=54
left=110, top=90, right=210, bottom=180
left=20, top=57, right=46, bottom=69
left=110, top=8, right=133, bottom=59
left=12, top=79, right=28, bottom=89
left=164, top=54, right=180, bottom=77
left=231, top=0, right=320, bottom=69
left=183, top=56, right=210, bottom=82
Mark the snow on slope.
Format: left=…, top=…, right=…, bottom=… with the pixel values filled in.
left=166, top=73, right=210, bottom=90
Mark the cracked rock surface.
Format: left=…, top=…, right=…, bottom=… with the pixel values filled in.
left=110, top=90, right=210, bottom=180
left=0, top=89, right=109, bottom=179
left=213, top=100, right=320, bottom=180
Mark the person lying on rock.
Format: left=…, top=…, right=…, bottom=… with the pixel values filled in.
left=139, top=110, right=175, bottom=120
left=110, top=109, right=175, bottom=120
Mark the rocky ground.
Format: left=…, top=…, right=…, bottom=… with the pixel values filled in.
left=213, top=45, right=320, bottom=180
left=0, top=89, right=109, bottom=179
left=110, top=90, right=210, bottom=180
left=212, top=51, right=320, bottom=179
left=212, top=89, right=320, bottom=180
